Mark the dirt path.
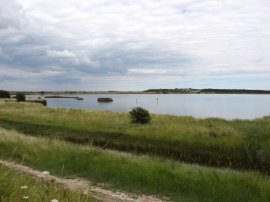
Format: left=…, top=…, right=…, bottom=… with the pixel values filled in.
left=0, top=160, right=167, bottom=202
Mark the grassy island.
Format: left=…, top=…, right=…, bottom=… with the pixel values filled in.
left=97, top=97, right=113, bottom=102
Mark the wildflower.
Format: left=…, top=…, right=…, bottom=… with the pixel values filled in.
left=51, top=199, right=59, bottom=202
left=22, top=196, right=29, bottom=199
left=20, top=186, right=28, bottom=189
left=42, top=171, right=50, bottom=175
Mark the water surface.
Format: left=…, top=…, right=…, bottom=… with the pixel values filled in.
left=27, top=94, right=270, bottom=119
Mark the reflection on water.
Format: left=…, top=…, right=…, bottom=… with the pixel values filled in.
left=27, top=94, right=270, bottom=120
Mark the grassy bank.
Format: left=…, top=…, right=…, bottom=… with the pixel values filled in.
left=0, top=164, right=96, bottom=202
left=0, top=127, right=270, bottom=201
left=0, top=101, right=269, bottom=173
left=26, top=99, right=47, bottom=106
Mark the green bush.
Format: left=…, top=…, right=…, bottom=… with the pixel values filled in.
left=129, top=107, right=151, bottom=124
left=15, top=92, right=26, bottom=102
left=0, top=90, right=10, bottom=98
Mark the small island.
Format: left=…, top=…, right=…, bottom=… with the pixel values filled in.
left=97, top=97, right=113, bottom=102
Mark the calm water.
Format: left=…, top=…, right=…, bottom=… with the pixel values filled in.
left=27, top=94, right=270, bottom=119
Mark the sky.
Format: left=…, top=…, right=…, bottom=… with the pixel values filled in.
left=0, top=0, right=270, bottom=91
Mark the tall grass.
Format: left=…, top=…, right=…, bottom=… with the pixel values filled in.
left=0, top=127, right=270, bottom=201
left=0, top=165, right=96, bottom=202
left=0, top=101, right=270, bottom=173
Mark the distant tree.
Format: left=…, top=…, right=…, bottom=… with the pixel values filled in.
left=0, top=90, right=11, bottom=98
left=15, top=92, right=26, bottom=102
left=129, top=107, right=151, bottom=124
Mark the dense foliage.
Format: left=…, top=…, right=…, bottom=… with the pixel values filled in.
left=0, top=90, right=10, bottom=98
left=129, top=107, right=151, bottom=124
left=15, top=92, right=26, bottom=102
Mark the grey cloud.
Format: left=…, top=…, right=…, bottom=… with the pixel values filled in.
left=0, top=0, right=26, bottom=29
left=0, top=0, right=270, bottom=90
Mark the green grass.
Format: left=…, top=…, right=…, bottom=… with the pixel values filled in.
left=0, top=101, right=270, bottom=173
left=25, top=99, right=47, bottom=106
left=0, top=127, right=270, bottom=202
left=0, top=165, right=96, bottom=202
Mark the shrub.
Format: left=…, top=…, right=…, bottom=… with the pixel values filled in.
left=129, top=107, right=151, bottom=124
left=15, top=92, right=26, bottom=102
left=0, top=90, right=10, bottom=98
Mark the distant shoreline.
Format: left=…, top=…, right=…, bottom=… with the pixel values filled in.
left=8, top=90, right=270, bottom=95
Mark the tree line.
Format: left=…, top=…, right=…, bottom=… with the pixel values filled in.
left=144, top=88, right=270, bottom=94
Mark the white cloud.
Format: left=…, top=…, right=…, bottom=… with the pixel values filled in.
left=129, top=69, right=169, bottom=75
left=47, top=49, right=76, bottom=58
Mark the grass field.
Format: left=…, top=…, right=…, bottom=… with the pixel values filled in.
left=0, top=101, right=269, bottom=173
left=0, top=127, right=270, bottom=202
left=0, top=164, right=96, bottom=202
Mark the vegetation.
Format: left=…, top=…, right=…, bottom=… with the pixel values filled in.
left=7, top=88, right=270, bottom=95
left=129, top=107, right=151, bottom=124
left=200, top=88, right=270, bottom=94
left=0, top=101, right=270, bottom=174
left=45, top=96, right=83, bottom=100
left=0, top=165, right=96, bottom=202
left=26, top=99, right=47, bottom=106
left=15, top=92, right=26, bottom=102
left=97, top=97, right=113, bottom=102
left=144, top=88, right=270, bottom=94
left=0, top=90, right=10, bottom=98
left=9, top=91, right=151, bottom=95
left=0, top=127, right=270, bottom=202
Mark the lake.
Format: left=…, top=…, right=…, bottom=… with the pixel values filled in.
left=27, top=94, right=270, bottom=120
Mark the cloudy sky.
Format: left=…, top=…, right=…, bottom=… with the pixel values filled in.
left=0, top=0, right=270, bottom=91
